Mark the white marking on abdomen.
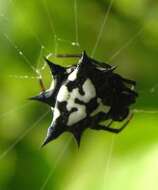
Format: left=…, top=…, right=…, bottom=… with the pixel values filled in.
left=65, top=87, right=87, bottom=126
left=67, top=106, right=86, bottom=126
left=56, top=78, right=96, bottom=126
left=131, top=85, right=135, bottom=90
left=91, top=98, right=110, bottom=116
left=81, top=79, right=96, bottom=102
left=68, top=69, right=78, bottom=81
left=56, top=85, right=87, bottom=126
left=53, top=107, right=61, bottom=122
left=57, top=85, right=70, bottom=102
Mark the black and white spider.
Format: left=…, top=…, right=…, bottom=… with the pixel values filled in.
left=30, top=51, right=138, bottom=146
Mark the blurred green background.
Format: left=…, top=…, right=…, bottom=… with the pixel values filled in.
left=0, top=0, right=158, bottom=189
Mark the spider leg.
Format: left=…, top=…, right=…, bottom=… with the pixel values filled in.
left=38, top=77, right=46, bottom=92
left=93, top=112, right=133, bottom=134
left=121, top=77, right=136, bottom=86
left=119, top=111, right=134, bottom=129
left=48, top=53, right=82, bottom=58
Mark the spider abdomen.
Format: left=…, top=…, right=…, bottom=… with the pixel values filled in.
left=30, top=51, right=138, bottom=147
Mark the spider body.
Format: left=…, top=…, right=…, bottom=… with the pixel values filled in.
left=30, top=51, right=138, bottom=146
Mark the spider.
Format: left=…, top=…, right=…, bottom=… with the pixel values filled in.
left=30, top=51, right=138, bottom=147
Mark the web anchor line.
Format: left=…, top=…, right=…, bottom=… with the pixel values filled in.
left=4, top=30, right=46, bottom=92
left=0, top=110, right=50, bottom=160
left=74, top=0, right=79, bottom=46
left=46, top=53, right=82, bottom=59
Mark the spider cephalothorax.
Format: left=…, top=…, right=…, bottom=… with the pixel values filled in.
left=30, top=51, right=138, bottom=146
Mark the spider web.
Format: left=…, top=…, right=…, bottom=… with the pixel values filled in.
left=0, top=0, right=81, bottom=189
left=0, top=0, right=158, bottom=189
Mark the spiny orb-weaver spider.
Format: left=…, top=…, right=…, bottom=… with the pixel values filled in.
left=30, top=51, right=138, bottom=147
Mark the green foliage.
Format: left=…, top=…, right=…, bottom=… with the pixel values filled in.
left=0, top=0, right=158, bottom=190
